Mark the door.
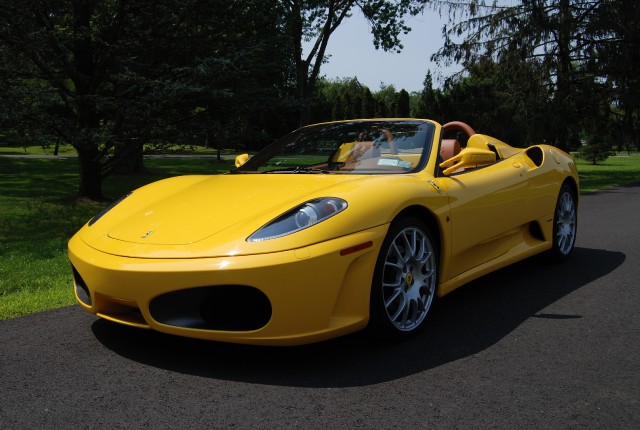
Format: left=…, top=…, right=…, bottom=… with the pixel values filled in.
left=442, top=159, right=529, bottom=279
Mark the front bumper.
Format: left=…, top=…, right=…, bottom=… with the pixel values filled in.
left=68, top=225, right=387, bottom=345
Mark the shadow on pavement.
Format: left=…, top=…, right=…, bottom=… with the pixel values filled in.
left=92, top=246, right=624, bottom=387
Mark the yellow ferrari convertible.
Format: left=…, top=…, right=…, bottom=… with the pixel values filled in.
left=68, top=119, right=578, bottom=345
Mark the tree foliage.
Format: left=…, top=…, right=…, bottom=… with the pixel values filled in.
left=1, top=0, right=638, bottom=201
left=0, top=0, right=292, bottom=199
left=429, top=0, right=640, bottom=150
left=585, top=0, right=640, bottom=152
left=283, top=0, right=424, bottom=125
left=578, top=139, right=616, bottom=165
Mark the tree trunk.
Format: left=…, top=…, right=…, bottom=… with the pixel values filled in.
left=77, top=147, right=103, bottom=200
left=112, top=141, right=144, bottom=174
left=553, top=0, right=572, bottom=151
left=297, top=77, right=314, bottom=126
left=72, top=1, right=105, bottom=199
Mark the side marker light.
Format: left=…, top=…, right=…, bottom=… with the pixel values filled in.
left=340, top=241, right=373, bottom=256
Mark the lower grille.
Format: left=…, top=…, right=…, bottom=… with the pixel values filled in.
left=149, top=285, right=272, bottom=331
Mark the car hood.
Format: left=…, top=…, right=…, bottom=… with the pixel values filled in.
left=106, top=174, right=349, bottom=245
left=78, top=173, right=399, bottom=258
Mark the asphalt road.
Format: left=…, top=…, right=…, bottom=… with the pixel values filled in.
left=1, top=185, right=639, bottom=429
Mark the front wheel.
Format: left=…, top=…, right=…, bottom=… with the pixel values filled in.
left=369, top=217, right=438, bottom=339
left=548, top=183, right=578, bottom=262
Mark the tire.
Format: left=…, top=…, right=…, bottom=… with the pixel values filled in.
left=369, top=217, right=438, bottom=339
left=548, top=183, right=578, bottom=262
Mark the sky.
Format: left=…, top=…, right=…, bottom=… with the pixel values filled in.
left=310, top=9, right=462, bottom=93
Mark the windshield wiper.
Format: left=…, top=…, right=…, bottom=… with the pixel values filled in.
left=293, top=166, right=331, bottom=174
left=264, top=166, right=331, bottom=174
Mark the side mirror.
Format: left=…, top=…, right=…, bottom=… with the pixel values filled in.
left=235, top=153, right=249, bottom=168
left=439, top=147, right=496, bottom=176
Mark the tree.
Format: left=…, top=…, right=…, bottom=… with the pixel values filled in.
left=430, top=0, right=603, bottom=149
left=578, top=139, right=616, bottom=165
left=281, top=0, right=424, bottom=125
left=433, top=55, right=553, bottom=146
left=0, top=0, right=133, bottom=198
left=413, top=71, right=439, bottom=119
left=159, top=1, right=294, bottom=156
left=0, top=0, right=291, bottom=199
left=374, top=84, right=398, bottom=117
left=313, top=77, right=382, bottom=122
left=585, top=0, right=640, bottom=151
left=395, top=89, right=410, bottom=117
left=361, top=87, right=376, bottom=118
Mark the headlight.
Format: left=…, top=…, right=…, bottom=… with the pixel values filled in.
left=247, top=198, right=348, bottom=242
left=88, top=193, right=131, bottom=226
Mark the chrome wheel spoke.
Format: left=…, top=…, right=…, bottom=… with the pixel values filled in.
left=382, top=278, right=403, bottom=289
left=401, top=231, right=415, bottom=258
left=385, top=260, right=403, bottom=270
left=384, top=288, right=402, bottom=307
left=391, top=295, right=407, bottom=321
left=392, top=242, right=408, bottom=264
left=401, top=299, right=412, bottom=325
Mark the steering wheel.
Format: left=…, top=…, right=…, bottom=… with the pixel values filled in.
left=442, top=121, right=476, bottom=139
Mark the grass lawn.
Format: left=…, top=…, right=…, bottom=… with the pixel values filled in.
left=0, top=143, right=232, bottom=157
left=576, top=154, right=640, bottom=193
left=0, top=143, right=79, bottom=157
left=1, top=153, right=638, bottom=320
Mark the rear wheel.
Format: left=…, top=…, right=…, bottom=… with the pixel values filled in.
left=369, top=217, right=438, bottom=339
left=548, top=183, right=577, bottom=262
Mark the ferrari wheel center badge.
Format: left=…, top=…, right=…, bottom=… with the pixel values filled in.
left=405, top=272, right=414, bottom=286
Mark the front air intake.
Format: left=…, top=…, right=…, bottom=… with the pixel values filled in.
left=149, top=285, right=272, bottom=331
left=72, top=266, right=92, bottom=306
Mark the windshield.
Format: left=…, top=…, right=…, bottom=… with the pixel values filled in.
left=235, top=120, right=435, bottom=174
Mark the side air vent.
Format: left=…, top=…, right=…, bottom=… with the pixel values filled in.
left=529, top=221, right=545, bottom=241
left=525, top=146, right=544, bottom=167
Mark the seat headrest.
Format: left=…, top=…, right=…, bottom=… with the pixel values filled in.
left=440, top=139, right=461, bottom=161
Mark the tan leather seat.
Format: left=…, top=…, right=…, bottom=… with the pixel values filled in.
left=440, top=139, right=461, bottom=161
